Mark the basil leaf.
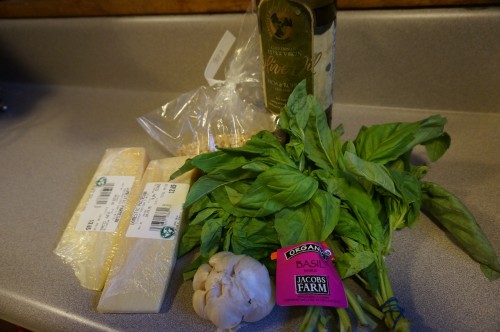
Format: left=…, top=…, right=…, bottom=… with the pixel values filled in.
left=389, top=170, right=422, bottom=228
left=170, top=158, right=195, bottom=180
left=280, top=81, right=309, bottom=166
left=234, top=164, right=319, bottom=217
left=191, top=151, right=249, bottom=173
left=283, top=80, right=309, bottom=134
left=335, top=208, right=370, bottom=247
left=343, top=151, right=399, bottom=197
left=341, top=182, right=385, bottom=252
left=210, top=181, right=251, bottom=217
left=199, top=217, right=225, bottom=255
left=275, top=189, right=339, bottom=247
left=230, top=217, right=280, bottom=261
left=354, top=123, right=416, bottom=164
left=180, top=196, right=220, bottom=256
left=304, top=94, right=343, bottom=172
left=424, top=132, right=451, bottom=162
left=335, top=250, right=376, bottom=279
left=354, top=115, right=448, bottom=164
left=191, top=209, right=219, bottom=227
left=184, top=169, right=255, bottom=207
left=178, top=222, right=202, bottom=257
left=421, top=181, right=500, bottom=280
left=219, top=130, right=296, bottom=168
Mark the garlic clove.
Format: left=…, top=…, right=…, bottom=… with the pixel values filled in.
left=209, top=251, right=242, bottom=274
left=243, top=283, right=275, bottom=322
left=205, top=286, right=248, bottom=329
left=234, top=256, right=270, bottom=298
left=193, top=263, right=211, bottom=291
left=204, top=270, right=225, bottom=294
left=192, top=289, right=209, bottom=319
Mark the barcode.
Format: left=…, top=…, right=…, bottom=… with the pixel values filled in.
left=150, top=206, right=171, bottom=231
left=96, top=183, right=115, bottom=205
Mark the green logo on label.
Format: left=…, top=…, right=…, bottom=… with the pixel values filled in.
left=96, top=176, right=107, bottom=187
left=161, top=226, right=176, bottom=239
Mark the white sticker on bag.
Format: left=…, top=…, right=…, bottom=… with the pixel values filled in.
left=204, top=30, right=236, bottom=87
left=126, top=182, right=190, bottom=240
left=76, top=176, right=135, bottom=232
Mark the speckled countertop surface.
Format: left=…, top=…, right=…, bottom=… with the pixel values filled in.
left=0, top=7, right=499, bottom=332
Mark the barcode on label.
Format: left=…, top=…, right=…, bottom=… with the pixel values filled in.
left=149, top=206, right=171, bottom=231
left=96, top=182, right=115, bottom=205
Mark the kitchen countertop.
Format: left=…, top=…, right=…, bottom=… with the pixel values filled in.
left=0, top=83, right=498, bottom=332
left=1, top=7, right=499, bottom=332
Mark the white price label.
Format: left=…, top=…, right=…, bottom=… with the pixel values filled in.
left=126, top=182, right=190, bottom=240
left=76, top=176, right=135, bottom=232
left=204, top=30, right=236, bottom=86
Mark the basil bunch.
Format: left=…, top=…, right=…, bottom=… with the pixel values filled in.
left=173, top=81, right=499, bottom=331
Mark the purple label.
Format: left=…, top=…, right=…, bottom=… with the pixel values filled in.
left=275, top=242, right=348, bottom=308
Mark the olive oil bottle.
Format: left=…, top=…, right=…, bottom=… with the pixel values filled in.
left=256, top=0, right=336, bottom=123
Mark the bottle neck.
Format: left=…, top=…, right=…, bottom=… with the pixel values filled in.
left=255, top=0, right=336, bottom=34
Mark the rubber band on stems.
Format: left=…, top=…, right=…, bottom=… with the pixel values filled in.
left=380, top=296, right=405, bottom=330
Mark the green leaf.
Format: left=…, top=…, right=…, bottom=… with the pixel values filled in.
left=283, top=80, right=310, bottom=133
left=234, top=164, right=319, bottom=217
left=230, top=217, right=280, bottom=261
left=304, top=94, right=342, bottom=171
left=191, top=151, right=249, bottom=173
left=354, top=123, right=415, bottom=164
left=390, top=170, right=422, bottom=228
left=209, top=181, right=251, bottom=216
left=421, top=181, right=500, bottom=279
left=343, top=151, right=399, bottom=197
left=410, top=165, right=430, bottom=180
left=242, top=161, right=271, bottom=173
left=219, top=130, right=296, bottom=168
left=178, top=222, right=202, bottom=257
left=187, top=194, right=218, bottom=219
left=354, top=115, right=448, bottom=164
left=179, top=196, right=220, bottom=256
left=183, top=169, right=255, bottom=207
left=170, top=157, right=195, bottom=180
left=275, top=189, right=339, bottom=247
left=189, top=206, right=222, bottom=226
left=424, top=132, right=451, bottom=162
left=279, top=81, right=309, bottom=166
left=409, top=115, right=448, bottom=149
left=315, top=170, right=384, bottom=249
left=340, top=182, right=385, bottom=252
left=199, top=217, right=225, bottom=255
left=335, top=208, right=370, bottom=247
left=335, top=250, right=376, bottom=279
left=480, top=265, right=500, bottom=282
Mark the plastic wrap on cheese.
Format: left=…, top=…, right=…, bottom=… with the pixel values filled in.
left=97, top=156, right=197, bottom=313
left=54, top=147, right=149, bottom=291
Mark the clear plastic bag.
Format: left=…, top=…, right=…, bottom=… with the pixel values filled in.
left=137, top=7, right=277, bottom=156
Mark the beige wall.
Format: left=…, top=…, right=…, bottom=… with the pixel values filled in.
left=0, top=0, right=498, bottom=18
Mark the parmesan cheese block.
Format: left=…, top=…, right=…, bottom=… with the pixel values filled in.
left=54, top=147, right=149, bottom=291
left=97, top=156, right=197, bottom=313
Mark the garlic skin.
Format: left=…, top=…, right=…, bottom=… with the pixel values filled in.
left=192, top=251, right=275, bottom=330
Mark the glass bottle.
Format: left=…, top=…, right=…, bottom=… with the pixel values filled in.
left=256, top=0, right=337, bottom=123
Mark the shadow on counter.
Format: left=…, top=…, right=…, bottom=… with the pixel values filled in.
left=0, top=319, right=31, bottom=332
left=0, top=42, right=51, bottom=114
left=0, top=44, right=51, bottom=147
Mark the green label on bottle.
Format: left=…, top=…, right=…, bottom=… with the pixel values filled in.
left=258, top=0, right=315, bottom=114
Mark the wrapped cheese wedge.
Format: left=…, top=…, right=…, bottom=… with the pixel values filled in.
left=54, top=147, right=149, bottom=291
left=97, top=156, right=197, bottom=313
